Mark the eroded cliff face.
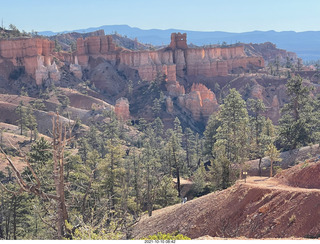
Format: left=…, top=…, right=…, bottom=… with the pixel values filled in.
left=177, top=83, right=219, bottom=120
left=0, top=38, right=60, bottom=85
left=71, top=33, right=264, bottom=121
left=0, top=32, right=265, bottom=125
left=74, top=32, right=264, bottom=83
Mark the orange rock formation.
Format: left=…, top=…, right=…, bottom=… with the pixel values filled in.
left=0, top=38, right=60, bottom=85
left=178, top=83, right=219, bottom=120
left=115, top=97, right=130, bottom=121
left=74, top=33, right=264, bottom=82
left=169, top=32, right=188, bottom=50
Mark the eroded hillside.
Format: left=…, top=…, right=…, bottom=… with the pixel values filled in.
left=132, top=159, right=320, bottom=239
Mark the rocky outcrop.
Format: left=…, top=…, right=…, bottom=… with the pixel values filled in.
left=166, top=81, right=185, bottom=96
left=0, top=38, right=61, bottom=84
left=69, top=56, right=82, bottom=79
left=178, top=83, right=219, bottom=120
left=251, top=84, right=264, bottom=100
left=269, top=95, right=280, bottom=122
left=169, top=32, right=188, bottom=50
left=115, top=97, right=130, bottom=121
left=244, top=42, right=298, bottom=65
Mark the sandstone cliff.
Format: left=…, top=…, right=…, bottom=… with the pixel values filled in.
left=74, top=33, right=264, bottom=83
left=0, top=38, right=60, bottom=84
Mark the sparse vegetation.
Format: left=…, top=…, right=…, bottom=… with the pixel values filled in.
left=288, top=214, right=296, bottom=225
left=142, top=232, right=191, bottom=240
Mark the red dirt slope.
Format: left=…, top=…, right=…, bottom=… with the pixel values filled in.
left=132, top=160, right=320, bottom=239
left=276, top=157, right=320, bottom=189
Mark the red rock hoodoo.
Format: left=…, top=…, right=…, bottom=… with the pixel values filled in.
left=178, top=83, right=219, bottom=120
left=115, top=97, right=130, bottom=121
left=169, top=32, right=188, bottom=50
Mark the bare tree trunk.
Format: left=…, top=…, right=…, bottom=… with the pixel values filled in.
left=258, top=157, right=262, bottom=176
left=176, top=167, right=181, bottom=197
left=172, top=145, right=181, bottom=197
left=147, top=165, right=152, bottom=217
left=30, top=129, right=33, bottom=142
left=270, top=160, right=273, bottom=177
left=1, top=113, right=71, bottom=239
left=13, top=197, right=16, bottom=240
left=52, top=115, right=69, bottom=239
left=133, top=151, right=140, bottom=211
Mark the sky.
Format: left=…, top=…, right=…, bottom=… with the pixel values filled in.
left=1, top=0, right=320, bottom=33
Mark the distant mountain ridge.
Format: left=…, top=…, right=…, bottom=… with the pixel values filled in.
left=39, top=25, right=320, bottom=61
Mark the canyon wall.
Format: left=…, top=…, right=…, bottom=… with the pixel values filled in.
left=0, top=38, right=60, bottom=84
left=75, top=33, right=264, bottom=82
left=0, top=33, right=264, bottom=86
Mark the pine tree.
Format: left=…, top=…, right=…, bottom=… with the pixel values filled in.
left=247, top=99, right=273, bottom=175
left=214, top=89, right=250, bottom=178
left=278, top=75, right=317, bottom=150
left=26, top=105, right=38, bottom=141
left=15, top=101, right=27, bottom=135
left=167, top=118, right=185, bottom=197
left=184, top=128, right=196, bottom=172
left=265, top=143, right=282, bottom=177
left=103, top=139, right=124, bottom=210
left=203, top=114, right=220, bottom=159
left=152, top=98, right=162, bottom=117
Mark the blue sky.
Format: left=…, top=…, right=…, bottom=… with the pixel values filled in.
left=1, top=0, right=320, bottom=33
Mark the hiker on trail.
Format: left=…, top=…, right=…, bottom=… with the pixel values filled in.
left=183, top=197, right=187, bottom=204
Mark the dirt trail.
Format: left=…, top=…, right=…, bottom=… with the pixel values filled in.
left=244, top=176, right=320, bottom=193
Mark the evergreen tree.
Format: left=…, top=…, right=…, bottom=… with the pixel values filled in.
left=15, top=101, right=27, bottom=135
left=278, top=75, right=317, bottom=150
left=142, top=139, right=160, bottom=217
left=247, top=99, right=273, bottom=175
left=214, top=89, right=250, bottom=178
left=102, top=139, right=125, bottom=210
left=265, top=143, right=282, bottom=177
left=26, top=105, right=38, bottom=141
left=203, top=114, right=220, bottom=159
left=152, top=117, right=164, bottom=139
left=152, top=98, right=162, bottom=117
left=167, top=118, right=186, bottom=197
left=184, top=128, right=196, bottom=172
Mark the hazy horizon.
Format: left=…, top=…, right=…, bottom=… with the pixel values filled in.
left=1, top=0, right=320, bottom=33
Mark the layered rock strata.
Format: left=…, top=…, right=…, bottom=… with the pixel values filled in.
left=0, top=38, right=60, bottom=84
left=74, top=33, right=264, bottom=82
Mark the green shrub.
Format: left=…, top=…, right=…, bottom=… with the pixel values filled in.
left=301, top=161, right=309, bottom=169
left=288, top=214, right=296, bottom=225
left=142, top=232, right=191, bottom=240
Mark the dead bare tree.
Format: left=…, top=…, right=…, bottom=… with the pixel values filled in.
left=51, top=113, right=69, bottom=238
left=0, top=113, right=71, bottom=239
